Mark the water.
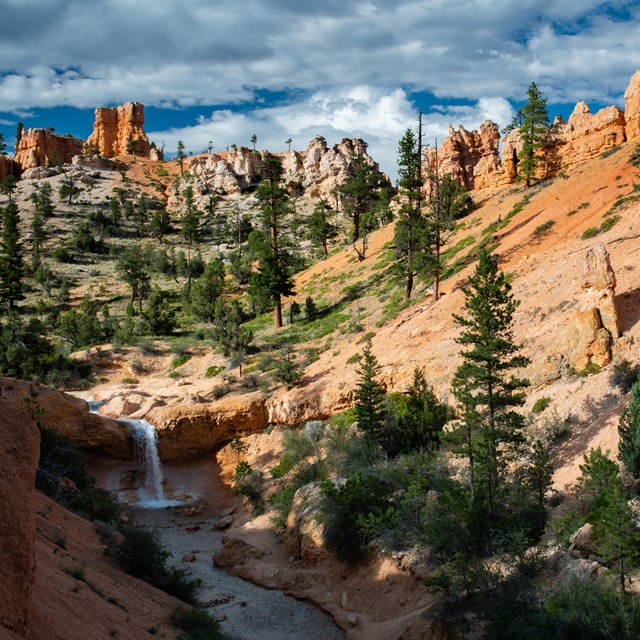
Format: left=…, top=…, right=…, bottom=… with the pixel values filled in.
left=87, top=399, right=180, bottom=508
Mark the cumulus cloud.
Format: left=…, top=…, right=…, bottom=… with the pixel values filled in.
left=148, top=88, right=514, bottom=180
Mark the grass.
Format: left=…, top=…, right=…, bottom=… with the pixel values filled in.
left=582, top=227, right=599, bottom=240
left=171, top=354, right=191, bottom=368
left=532, top=397, right=551, bottom=413
left=204, top=365, right=225, bottom=378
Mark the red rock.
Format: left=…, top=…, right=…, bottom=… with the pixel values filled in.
left=0, top=398, right=38, bottom=637
left=85, top=102, right=160, bottom=159
left=14, top=129, right=83, bottom=171
left=625, top=69, right=640, bottom=140
left=0, top=155, right=18, bottom=182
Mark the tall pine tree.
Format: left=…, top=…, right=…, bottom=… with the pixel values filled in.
left=618, top=378, right=640, bottom=478
left=452, top=249, right=529, bottom=518
left=354, top=339, right=386, bottom=444
left=0, top=202, right=25, bottom=311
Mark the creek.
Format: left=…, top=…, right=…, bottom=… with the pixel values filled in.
left=88, top=402, right=344, bottom=640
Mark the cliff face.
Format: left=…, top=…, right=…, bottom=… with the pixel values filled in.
left=186, top=137, right=379, bottom=201
left=85, top=102, right=160, bottom=158
left=0, top=399, right=38, bottom=638
left=0, top=155, right=18, bottom=181
left=14, top=130, right=83, bottom=172
left=429, top=69, right=640, bottom=190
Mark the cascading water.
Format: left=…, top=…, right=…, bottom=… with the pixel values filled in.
left=88, top=399, right=178, bottom=508
left=122, top=418, right=166, bottom=505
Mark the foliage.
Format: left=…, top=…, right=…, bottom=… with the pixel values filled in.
left=272, top=345, right=303, bottom=388
left=235, top=469, right=265, bottom=513
left=618, top=378, right=640, bottom=477
left=531, top=397, right=551, bottom=413
left=507, top=82, right=549, bottom=187
left=452, top=249, right=530, bottom=525
left=533, top=220, right=555, bottom=235
left=110, top=526, right=200, bottom=603
left=306, top=200, right=338, bottom=257
left=170, top=605, right=229, bottom=640
left=0, top=201, right=25, bottom=310
left=353, top=339, right=386, bottom=445
left=610, top=359, right=640, bottom=392
left=143, top=287, right=177, bottom=335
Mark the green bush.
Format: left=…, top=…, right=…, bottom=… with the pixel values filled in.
left=110, top=527, right=200, bottom=604
left=581, top=227, right=599, bottom=240
left=169, top=605, right=228, bottom=640
left=533, top=220, right=555, bottom=235
left=236, top=470, right=265, bottom=513
left=610, top=359, right=640, bottom=392
left=171, top=354, right=191, bottom=368
left=204, top=365, right=225, bottom=378
left=531, top=397, right=551, bottom=413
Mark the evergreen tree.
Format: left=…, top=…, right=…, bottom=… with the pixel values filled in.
left=394, top=123, right=427, bottom=300
left=618, top=378, right=640, bottom=478
left=30, top=203, right=46, bottom=270
left=354, top=339, right=386, bottom=443
left=150, top=208, right=171, bottom=242
left=108, top=196, right=122, bottom=229
left=0, top=132, right=6, bottom=154
left=213, top=297, right=253, bottom=374
left=117, top=245, right=150, bottom=312
left=58, top=173, right=80, bottom=204
left=307, top=200, right=338, bottom=257
left=336, top=153, right=384, bottom=249
left=0, top=202, right=25, bottom=310
left=248, top=155, right=295, bottom=329
left=526, top=439, right=553, bottom=531
left=250, top=134, right=257, bottom=150
left=452, top=250, right=530, bottom=518
left=176, top=140, right=186, bottom=176
left=15, top=122, right=23, bottom=150
left=0, top=175, right=18, bottom=203
left=143, top=287, right=176, bottom=335
left=134, top=193, right=149, bottom=237
left=507, top=82, right=550, bottom=187
left=191, top=257, right=225, bottom=322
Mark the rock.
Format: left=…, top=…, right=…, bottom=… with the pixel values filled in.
left=570, top=244, right=621, bottom=369
left=98, top=395, right=142, bottom=418
left=0, top=155, right=19, bottom=182
left=0, top=396, right=39, bottom=637
left=215, top=614, right=228, bottom=622
left=212, top=538, right=265, bottom=567
left=20, top=166, right=59, bottom=180
left=211, top=515, right=234, bottom=530
left=346, top=613, right=359, bottom=628
left=148, top=393, right=267, bottom=460
left=625, top=69, right=640, bottom=140
left=14, top=129, right=83, bottom=171
left=0, top=377, right=132, bottom=459
left=284, top=482, right=330, bottom=566
left=569, top=523, right=599, bottom=557
left=558, top=557, right=603, bottom=584
left=85, top=102, right=158, bottom=158
left=70, top=154, right=119, bottom=170
left=182, top=554, right=196, bottom=563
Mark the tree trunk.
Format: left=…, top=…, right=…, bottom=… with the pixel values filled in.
left=274, top=297, right=283, bottom=329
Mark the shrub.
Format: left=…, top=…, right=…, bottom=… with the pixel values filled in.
left=600, top=215, right=620, bottom=232
left=610, top=359, right=640, bottom=392
left=110, top=527, right=200, bottom=604
left=533, top=220, right=555, bottom=235
left=630, top=143, right=640, bottom=168
left=581, top=227, right=599, bottom=240
left=531, top=397, right=551, bottom=413
left=236, top=470, right=265, bottom=513
left=169, top=605, right=228, bottom=640
left=171, top=354, right=191, bottom=369
left=204, top=365, right=224, bottom=378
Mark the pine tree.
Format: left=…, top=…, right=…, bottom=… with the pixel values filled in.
left=143, top=287, right=176, bottom=335
left=618, top=378, right=640, bottom=478
left=30, top=203, right=46, bottom=270
left=307, top=200, right=338, bottom=257
left=248, top=155, right=295, bottom=328
left=336, top=153, right=384, bottom=251
left=58, top=173, right=80, bottom=204
left=213, top=297, right=253, bottom=375
left=452, top=250, right=530, bottom=517
left=176, top=140, right=186, bottom=176
left=526, top=439, right=554, bottom=531
left=354, top=339, right=386, bottom=444
left=508, top=82, right=549, bottom=187
left=191, top=257, right=225, bottom=322
left=117, top=245, right=150, bottom=313
left=394, top=122, right=427, bottom=300
left=0, top=202, right=25, bottom=311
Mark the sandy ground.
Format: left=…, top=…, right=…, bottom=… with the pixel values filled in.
left=136, top=504, right=344, bottom=640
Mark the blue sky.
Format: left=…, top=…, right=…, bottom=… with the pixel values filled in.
left=1, top=0, right=640, bottom=179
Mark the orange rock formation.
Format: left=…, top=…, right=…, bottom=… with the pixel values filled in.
left=14, top=129, right=83, bottom=171
left=0, top=155, right=18, bottom=181
left=85, top=102, right=158, bottom=158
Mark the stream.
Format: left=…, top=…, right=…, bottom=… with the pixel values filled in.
left=88, top=402, right=344, bottom=640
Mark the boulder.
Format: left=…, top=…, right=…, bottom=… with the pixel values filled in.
left=0, top=378, right=132, bottom=459
left=148, top=393, right=267, bottom=460
left=212, top=538, right=265, bottom=567
left=14, top=129, right=83, bottom=171
left=569, top=523, right=599, bottom=556
left=284, top=482, right=330, bottom=566
left=20, top=166, right=59, bottom=180
left=85, top=102, right=154, bottom=158
left=0, top=397, right=39, bottom=637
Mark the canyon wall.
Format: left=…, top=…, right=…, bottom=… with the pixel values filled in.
left=427, top=69, right=640, bottom=191
left=0, top=155, right=18, bottom=182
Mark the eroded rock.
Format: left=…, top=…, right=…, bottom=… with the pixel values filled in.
left=14, top=129, right=83, bottom=171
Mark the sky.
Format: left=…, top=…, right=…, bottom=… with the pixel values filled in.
left=1, top=0, right=640, bottom=181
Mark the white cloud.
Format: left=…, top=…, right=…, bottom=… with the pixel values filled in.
left=148, top=88, right=514, bottom=181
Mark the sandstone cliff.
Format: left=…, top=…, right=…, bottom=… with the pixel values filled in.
left=0, top=399, right=38, bottom=638
left=0, top=155, right=18, bottom=182
left=429, top=69, right=640, bottom=190
left=0, top=378, right=132, bottom=459
left=14, top=129, right=83, bottom=172
left=85, top=102, right=161, bottom=159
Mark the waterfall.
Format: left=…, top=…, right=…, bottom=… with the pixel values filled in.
left=122, top=418, right=166, bottom=504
